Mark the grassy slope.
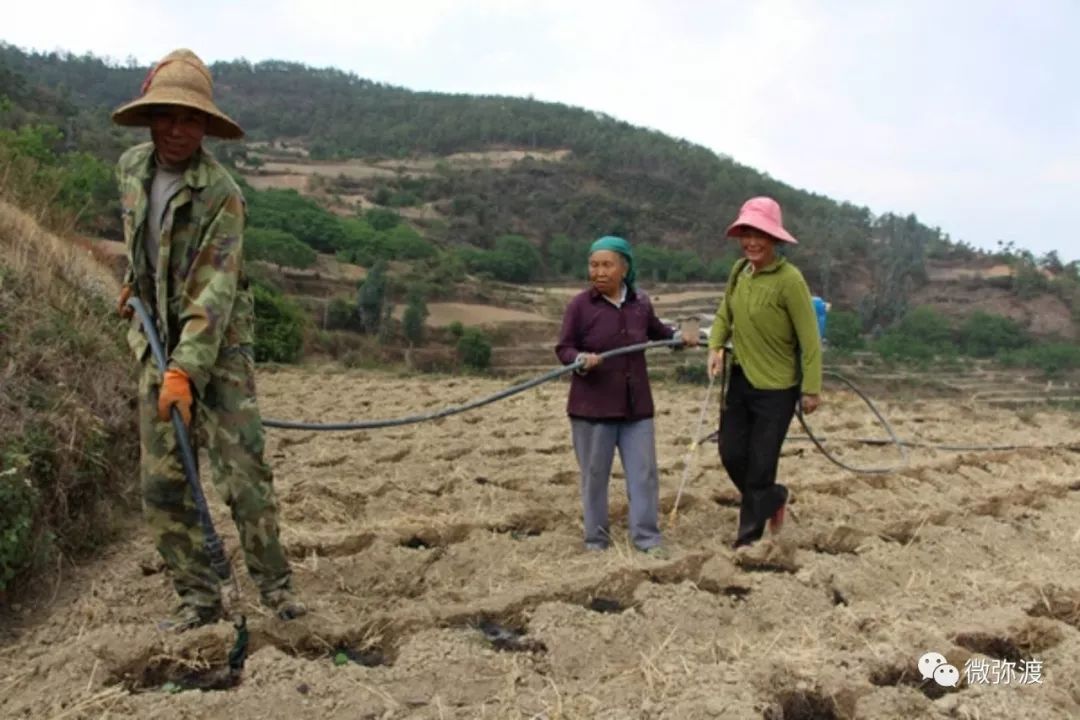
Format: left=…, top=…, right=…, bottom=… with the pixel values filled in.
left=0, top=199, right=138, bottom=598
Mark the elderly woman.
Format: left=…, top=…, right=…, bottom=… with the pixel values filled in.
left=556, top=236, right=696, bottom=556
left=707, top=197, right=823, bottom=549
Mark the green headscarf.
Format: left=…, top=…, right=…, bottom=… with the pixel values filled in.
left=589, top=235, right=636, bottom=289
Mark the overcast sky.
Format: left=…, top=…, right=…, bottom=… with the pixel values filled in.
left=6, top=0, right=1078, bottom=260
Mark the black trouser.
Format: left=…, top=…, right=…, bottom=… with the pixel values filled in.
left=719, top=365, right=800, bottom=547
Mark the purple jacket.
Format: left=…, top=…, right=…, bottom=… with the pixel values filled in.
left=555, top=287, right=675, bottom=421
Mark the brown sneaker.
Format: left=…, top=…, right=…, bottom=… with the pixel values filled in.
left=157, top=603, right=223, bottom=633
left=262, top=588, right=308, bottom=620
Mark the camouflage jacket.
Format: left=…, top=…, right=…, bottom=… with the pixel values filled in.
left=118, top=142, right=255, bottom=396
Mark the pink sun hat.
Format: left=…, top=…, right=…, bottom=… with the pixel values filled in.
left=725, top=196, right=798, bottom=244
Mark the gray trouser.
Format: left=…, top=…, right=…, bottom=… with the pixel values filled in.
left=570, top=418, right=662, bottom=550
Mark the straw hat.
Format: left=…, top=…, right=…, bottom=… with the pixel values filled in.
left=111, top=49, right=243, bottom=139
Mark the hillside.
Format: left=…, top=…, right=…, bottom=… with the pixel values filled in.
left=2, top=43, right=1077, bottom=340
left=0, top=197, right=138, bottom=598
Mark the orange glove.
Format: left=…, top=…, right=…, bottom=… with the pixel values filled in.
left=117, top=285, right=134, bottom=319
left=158, top=369, right=193, bottom=426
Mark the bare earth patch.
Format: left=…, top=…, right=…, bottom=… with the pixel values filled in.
left=3, top=370, right=1080, bottom=718
left=245, top=173, right=311, bottom=192
left=651, top=289, right=725, bottom=307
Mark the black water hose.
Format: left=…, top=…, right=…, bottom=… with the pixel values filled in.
left=261, top=338, right=688, bottom=431
left=128, top=298, right=234, bottom=584
left=786, top=437, right=1078, bottom=452
left=261, top=333, right=913, bottom=475
left=704, top=364, right=909, bottom=475
left=793, top=370, right=909, bottom=475
left=134, top=295, right=907, bottom=477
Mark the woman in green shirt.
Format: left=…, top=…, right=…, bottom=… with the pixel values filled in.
left=706, top=197, right=823, bottom=549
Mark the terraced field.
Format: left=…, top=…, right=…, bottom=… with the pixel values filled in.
left=2, top=366, right=1079, bottom=719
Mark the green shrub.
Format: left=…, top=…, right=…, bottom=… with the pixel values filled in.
left=372, top=185, right=393, bottom=205
left=1001, top=343, right=1080, bottom=376
left=826, top=310, right=864, bottom=351
left=325, top=297, right=358, bottom=331
left=247, top=188, right=346, bottom=252
left=957, top=311, right=1029, bottom=358
left=706, top=257, right=735, bottom=283
left=0, top=457, right=41, bottom=591
left=896, top=307, right=953, bottom=348
left=457, top=235, right=543, bottom=283
left=366, top=207, right=402, bottom=231
left=337, top=219, right=437, bottom=266
left=403, top=287, right=429, bottom=347
left=872, top=307, right=952, bottom=362
left=1013, top=262, right=1049, bottom=299
left=357, top=260, right=389, bottom=334
left=376, top=302, right=396, bottom=345
left=457, top=327, right=492, bottom=370
left=253, top=284, right=305, bottom=362
left=545, top=234, right=588, bottom=277
left=447, top=321, right=465, bottom=339
left=385, top=224, right=436, bottom=260
left=0, top=124, right=119, bottom=233
left=246, top=227, right=317, bottom=269
left=337, top=217, right=378, bottom=264
left=636, top=245, right=709, bottom=282
left=873, top=333, right=935, bottom=363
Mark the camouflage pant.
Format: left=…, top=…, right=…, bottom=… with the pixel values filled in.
left=139, top=346, right=291, bottom=610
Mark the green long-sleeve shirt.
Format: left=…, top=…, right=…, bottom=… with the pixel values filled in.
left=707, top=257, right=823, bottom=395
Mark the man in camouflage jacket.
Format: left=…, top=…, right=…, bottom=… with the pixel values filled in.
left=112, top=48, right=304, bottom=632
